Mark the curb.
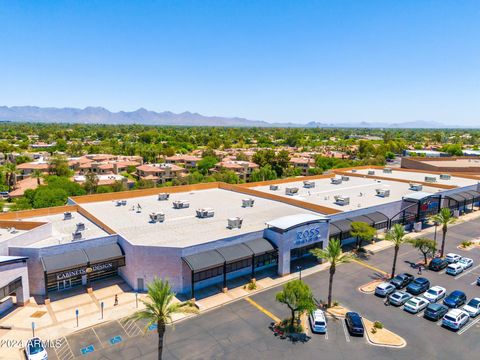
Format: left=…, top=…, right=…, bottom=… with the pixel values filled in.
left=363, top=319, right=407, bottom=349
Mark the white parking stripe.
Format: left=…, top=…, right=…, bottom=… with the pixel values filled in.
left=324, top=331, right=329, bottom=340
left=436, top=319, right=443, bottom=326
left=470, top=280, right=478, bottom=286
left=458, top=316, right=480, bottom=335
left=416, top=311, right=424, bottom=317
left=439, top=270, right=446, bottom=275
left=341, top=319, right=351, bottom=342
left=455, top=264, right=480, bottom=280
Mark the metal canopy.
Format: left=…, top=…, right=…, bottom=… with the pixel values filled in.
left=266, top=213, right=328, bottom=232
left=244, top=238, right=276, bottom=256
left=403, top=192, right=436, bottom=202
left=364, top=211, right=389, bottom=224
left=330, top=219, right=352, bottom=233
left=329, top=223, right=342, bottom=237
left=41, top=249, right=88, bottom=273
left=216, top=243, right=253, bottom=263
left=465, top=190, right=480, bottom=198
left=446, top=193, right=468, bottom=203
left=183, top=250, right=225, bottom=272
left=84, top=243, right=124, bottom=263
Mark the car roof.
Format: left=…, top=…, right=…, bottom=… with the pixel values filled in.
left=450, top=290, right=465, bottom=296
left=429, top=285, right=445, bottom=291
left=446, top=253, right=459, bottom=257
left=414, top=277, right=429, bottom=283
left=448, top=309, right=466, bottom=316
left=379, top=282, right=394, bottom=288
left=448, top=263, right=462, bottom=267
left=460, top=257, right=472, bottom=261
left=312, top=310, right=325, bottom=319
left=428, top=303, right=444, bottom=310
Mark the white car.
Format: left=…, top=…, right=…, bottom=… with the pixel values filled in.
left=423, top=286, right=447, bottom=303
left=446, top=263, right=463, bottom=276
left=443, top=309, right=469, bottom=330
left=309, top=309, right=327, bottom=333
left=445, top=253, right=462, bottom=264
left=458, top=257, right=473, bottom=270
left=25, top=338, right=48, bottom=360
left=462, top=298, right=480, bottom=317
left=403, top=297, right=429, bottom=314
left=375, top=282, right=396, bottom=297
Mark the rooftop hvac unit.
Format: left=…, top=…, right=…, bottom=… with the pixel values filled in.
left=383, top=168, right=393, bottom=174
left=341, top=175, right=350, bottom=181
left=303, top=180, right=315, bottom=188
left=227, top=217, right=243, bottom=229
left=76, top=222, right=85, bottom=231
left=334, top=195, right=350, bottom=206
left=121, top=200, right=127, bottom=206
left=116, top=200, right=127, bottom=206
left=158, top=193, right=170, bottom=201
left=409, top=183, right=423, bottom=191
left=376, top=189, right=390, bottom=197
left=196, top=208, right=215, bottom=218
left=173, top=200, right=190, bottom=209
left=285, top=187, right=299, bottom=196
left=367, top=170, right=376, bottom=175
left=72, top=231, right=82, bottom=241
left=242, top=198, right=255, bottom=207
left=149, top=212, right=165, bottom=223
left=63, top=212, right=72, bottom=220
left=270, top=184, right=279, bottom=191
left=440, top=174, right=451, bottom=180
left=425, top=176, right=437, bottom=183
left=331, top=177, right=342, bottom=184
left=351, top=169, right=357, bottom=173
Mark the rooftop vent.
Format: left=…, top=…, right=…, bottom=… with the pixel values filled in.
left=285, top=187, right=299, bottom=196
left=424, top=176, right=437, bottom=183
left=409, top=183, right=423, bottom=191
left=440, top=174, right=451, bottom=180
left=63, top=212, right=72, bottom=220
left=367, top=170, right=375, bottom=175
left=375, top=189, right=390, bottom=197
left=72, top=231, right=82, bottom=241
left=242, top=198, right=255, bottom=208
left=331, top=177, right=342, bottom=185
left=158, top=193, right=170, bottom=201
left=303, top=180, right=315, bottom=188
left=115, top=200, right=127, bottom=206
left=173, top=200, right=190, bottom=209
left=341, top=175, right=350, bottom=181
left=227, top=217, right=243, bottom=229
left=149, top=212, right=165, bottom=223
left=270, top=184, right=279, bottom=191
left=351, top=169, right=357, bottom=173
left=383, top=168, right=393, bottom=174
left=334, top=195, right=350, bottom=206
left=76, top=222, right=85, bottom=232
left=196, top=208, right=215, bottom=218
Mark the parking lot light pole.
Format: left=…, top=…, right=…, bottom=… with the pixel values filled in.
left=297, top=266, right=302, bottom=281
left=76, top=309, right=79, bottom=327
left=135, top=292, right=138, bottom=308
left=31, top=321, right=35, bottom=337
left=101, top=302, right=104, bottom=319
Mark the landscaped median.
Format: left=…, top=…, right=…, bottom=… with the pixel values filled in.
left=363, top=318, right=406, bottom=348
left=358, top=279, right=384, bottom=294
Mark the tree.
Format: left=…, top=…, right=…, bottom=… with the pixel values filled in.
left=4, top=163, right=17, bottom=191
left=250, top=165, right=277, bottom=182
left=431, top=208, right=456, bottom=257
left=127, top=278, right=198, bottom=360
left=385, top=224, right=408, bottom=279
left=310, top=239, right=354, bottom=308
left=409, top=237, right=437, bottom=265
left=275, top=280, right=316, bottom=328
left=350, top=221, right=376, bottom=250
left=83, top=171, right=99, bottom=194
left=32, top=169, right=43, bottom=186
left=49, top=154, right=72, bottom=177
left=197, top=156, right=218, bottom=175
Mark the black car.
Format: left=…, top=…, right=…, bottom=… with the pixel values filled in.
left=443, top=290, right=467, bottom=308
left=345, top=312, right=364, bottom=336
left=429, top=257, right=448, bottom=271
left=424, top=303, right=449, bottom=321
left=406, top=277, right=430, bottom=295
left=390, top=273, right=415, bottom=289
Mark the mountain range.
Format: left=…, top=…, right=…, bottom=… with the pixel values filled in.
left=0, top=106, right=470, bottom=128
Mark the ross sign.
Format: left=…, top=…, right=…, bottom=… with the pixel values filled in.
left=56, top=262, right=114, bottom=280
left=294, top=226, right=321, bottom=246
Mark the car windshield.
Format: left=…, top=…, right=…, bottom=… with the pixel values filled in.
left=315, top=321, right=325, bottom=326
left=28, top=342, right=44, bottom=355
left=406, top=300, right=416, bottom=306
left=468, top=299, right=480, bottom=307
left=391, top=293, right=400, bottom=299
left=427, top=289, right=438, bottom=295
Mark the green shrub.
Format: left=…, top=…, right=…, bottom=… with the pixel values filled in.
left=373, top=321, right=383, bottom=329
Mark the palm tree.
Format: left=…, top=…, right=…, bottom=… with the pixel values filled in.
left=4, top=163, right=17, bottom=191
left=385, top=224, right=408, bottom=279
left=432, top=208, right=456, bottom=257
left=310, top=239, right=354, bottom=308
left=127, top=278, right=198, bottom=360
left=32, top=169, right=43, bottom=186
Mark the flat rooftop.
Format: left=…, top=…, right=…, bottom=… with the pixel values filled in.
left=250, top=176, right=442, bottom=211
left=348, top=168, right=477, bottom=187
left=80, top=188, right=319, bottom=247
left=0, top=227, right=27, bottom=243
left=417, top=158, right=480, bottom=169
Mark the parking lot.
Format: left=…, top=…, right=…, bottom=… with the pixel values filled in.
left=45, top=217, right=480, bottom=359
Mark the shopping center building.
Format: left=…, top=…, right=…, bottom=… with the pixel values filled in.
left=1, top=166, right=479, bottom=308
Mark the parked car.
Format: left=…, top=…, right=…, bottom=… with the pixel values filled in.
left=309, top=309, right=327, bottom=333
left=404, top=297, right=429, bottom=314
left=445, top=253, right=462, bottom=264
left=25, top=338, right=48, bottom=360
left=423, top=286, right=447, bottom=303
left=424, top=303, right=449, bottom=321
left=375, top=282, right=396, bottom=297
left=444, top=290, right=467, bottom=308
left=477, top=276, right=480, bottom=286
left=390, top=273, right=415, bottom=289
left=458, top=257, right=473, bottom=270
left=388, top=291, right=413, bottom=306
left=442, top=309, right=469, bottom=330
left=446, top=263, right=463, bottom=276
left=429, top=257, right=448, bottom=271
left=462, top=298, right=480, bottom=317
left=406, top=277, right=430, bottom=295
left=345, top=312, right=364, bottom=336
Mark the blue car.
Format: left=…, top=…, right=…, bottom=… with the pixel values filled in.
left=443, top=290, right=467, bottom=308
left=406, top=277, right=430, bottom=295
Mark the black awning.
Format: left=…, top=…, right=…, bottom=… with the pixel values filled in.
left=446, top=193, right=468, bottom=203
left=364, top=211, right=389, bottom=224
left=348, top=215, right=374, bottom=226
left=41, top=250, right=88, bottom=273
left=216, top=243, right=253, bottom=263
left=84, top=243, right=124, bottom=263
left=465, top=190, right=480, bottom=199
left=330, top=219, right=352, bottom=233
left=244, top=238, right=276, bottom=256
left=329, top=223, right=342, bottom=237
left=183, top=250, right=225, bottom=272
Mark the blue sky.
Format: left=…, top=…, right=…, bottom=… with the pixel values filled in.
left=1, top=0, right=479, bottom=125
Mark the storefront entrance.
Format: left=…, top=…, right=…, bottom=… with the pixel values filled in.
left=57, top=279, right=72, bottom=291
